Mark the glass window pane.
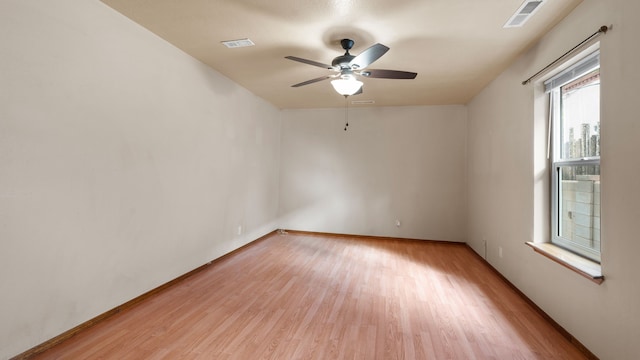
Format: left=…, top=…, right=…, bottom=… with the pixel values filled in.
left=557, top=165, right=601, bottom=260
left=560, top=69, right=600, bottom=160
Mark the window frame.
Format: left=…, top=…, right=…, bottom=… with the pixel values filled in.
left=548, top=50, right=601, bottom=263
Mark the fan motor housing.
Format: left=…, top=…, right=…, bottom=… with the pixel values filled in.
left=332, top=54, right=355, bottom=68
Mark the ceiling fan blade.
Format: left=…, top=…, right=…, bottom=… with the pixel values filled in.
left=361, top=69, right=417, bottom=79
left=349, top=43, right=389, bottom=69
left=291, top=75, right=334, bottom=87
left=285, top=56, right=334, bottom=69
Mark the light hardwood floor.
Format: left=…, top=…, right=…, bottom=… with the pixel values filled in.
left=32, top=233, right=588, bottom=359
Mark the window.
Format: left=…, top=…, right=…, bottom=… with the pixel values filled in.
left=547, top=50, right=601, bottom=262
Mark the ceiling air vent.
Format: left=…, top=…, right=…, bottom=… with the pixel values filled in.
left=221, top=38, right=255, bottom=48
left=504, top=0, right=545, bottom=28
left=351, top=100, right=375, bottom=105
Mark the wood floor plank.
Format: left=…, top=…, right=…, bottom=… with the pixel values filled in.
left=30, top=233, right=589, bottom=359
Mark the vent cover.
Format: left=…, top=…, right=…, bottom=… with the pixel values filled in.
left=504, top=0, right=545, bottom=28
left=221, top=38, right=255, bottom=48
left=351, top=100, right=375, bottom=105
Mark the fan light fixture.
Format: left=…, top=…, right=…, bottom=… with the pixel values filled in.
left=286, top=38, right=417, bottom=97
left=331, top=76, right=363, bottom=96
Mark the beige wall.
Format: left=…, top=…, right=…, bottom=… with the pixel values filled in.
left=5, top=0, right=640, bottom=358
left=0, top=1, right=281, bottom=358
left=279, top=106, right=467, bottom=241
left=467, top=0, right=640, bottom=358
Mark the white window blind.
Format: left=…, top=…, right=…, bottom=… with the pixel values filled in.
left=544, top=50, right=599, bottom=93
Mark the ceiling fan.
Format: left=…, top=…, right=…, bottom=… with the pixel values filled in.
left=285, top=39, right=418, bottom=96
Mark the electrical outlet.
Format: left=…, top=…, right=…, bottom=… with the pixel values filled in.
left=395, top=220, right=401, bottom=227
left=499, top=246, right=503, bottom=258
left=237, top=225, right=242, bottom=235
left=483, top=237, right=487, bottom=259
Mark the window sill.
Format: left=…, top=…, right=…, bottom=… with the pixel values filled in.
left=525, top=242, right=604, bottom=284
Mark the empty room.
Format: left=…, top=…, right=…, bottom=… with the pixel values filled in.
left=2, top=0, right=639, bottom=359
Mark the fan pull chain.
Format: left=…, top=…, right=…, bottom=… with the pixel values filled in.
left=344, top=95, right=349, bottom=131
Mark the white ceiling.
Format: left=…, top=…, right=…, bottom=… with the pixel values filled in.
left=100, top=0, right=582, bottom=109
